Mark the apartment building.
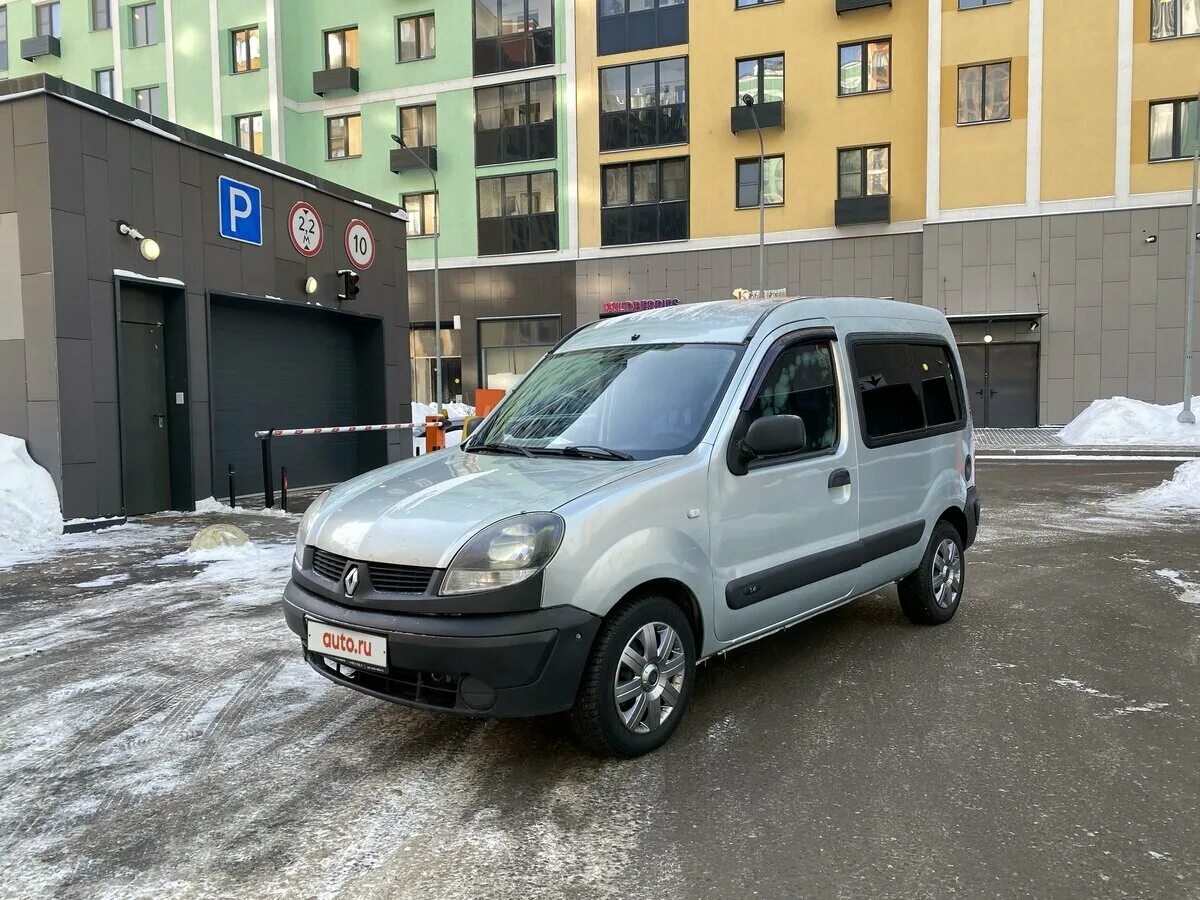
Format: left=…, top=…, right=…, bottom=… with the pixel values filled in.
left=1, top=0, right=1197, bottom=423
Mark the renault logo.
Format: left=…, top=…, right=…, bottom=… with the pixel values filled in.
left=343, top=565, right=360, bottom=597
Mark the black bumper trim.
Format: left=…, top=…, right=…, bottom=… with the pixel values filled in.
left=283, top=579, right=600, bottom=718
left=965, top=485, right=981, bottom=549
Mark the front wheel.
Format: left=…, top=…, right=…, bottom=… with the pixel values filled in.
left=897, top=521, right=965, bottom=625
left=570, top=594, right=696, bottom=757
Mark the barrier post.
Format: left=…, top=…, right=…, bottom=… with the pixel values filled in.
left=424, top=415, right=445, bottom=453
left=280, top=465, right=288, bottom=513
left=228, top=464, right=236, bottom=508
left=260, top=434, right=275, bottom=509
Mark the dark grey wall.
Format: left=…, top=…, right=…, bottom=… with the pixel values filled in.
left=408, top=260, right=576, bottom=403
left=0, top=84, right=410, bottom=520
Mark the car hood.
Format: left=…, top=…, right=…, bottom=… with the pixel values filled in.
left=308, top=449, right=664, bottom=568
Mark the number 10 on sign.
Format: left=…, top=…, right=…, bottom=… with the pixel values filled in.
left=289, top=201, right=324, bottom=257
left=345, top=219, right=376, bottom=270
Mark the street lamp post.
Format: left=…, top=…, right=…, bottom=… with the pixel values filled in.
left=1179, top=86, right=1200, bottom=425
left=391, top=134, right=442, bottom=413
left=741, top=94, right=766, bottom=295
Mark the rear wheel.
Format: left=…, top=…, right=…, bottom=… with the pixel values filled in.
left=570, top=594, right=696, bottom=757
left=897, top=521, right=965, bottom=625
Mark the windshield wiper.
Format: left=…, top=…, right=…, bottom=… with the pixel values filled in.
left=467, top=441, right=534, bottom=459
left=559, top=445, right=635, bottom=461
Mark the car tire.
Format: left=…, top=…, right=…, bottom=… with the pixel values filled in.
left=897, top=521, right=965, bottom=626
left=570, top=594, right=696, bottom=758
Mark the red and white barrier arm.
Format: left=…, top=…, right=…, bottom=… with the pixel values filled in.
left=254, top=422, right=438, bottom=439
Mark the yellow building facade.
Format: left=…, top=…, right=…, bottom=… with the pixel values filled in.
left=571, top=0, right=1199, bottom=425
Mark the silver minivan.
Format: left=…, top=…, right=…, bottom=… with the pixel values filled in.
left=283, top=297, right=981, bottom=756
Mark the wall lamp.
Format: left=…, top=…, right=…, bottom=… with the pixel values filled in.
left=117, top=220, right=161, bottom=261
left=304, top=276, right=319, bottom=295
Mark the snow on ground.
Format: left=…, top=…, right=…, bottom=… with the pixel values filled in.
left=1060, top=396, right=1200, bottom=446
left=188, top=496, right=298, bottom=519
left=0, top=434, right=63, bottom=554
left=1114, top=460, right=1200, bottom=512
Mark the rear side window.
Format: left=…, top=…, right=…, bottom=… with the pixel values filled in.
left=852, top=339, right=963, bottom=443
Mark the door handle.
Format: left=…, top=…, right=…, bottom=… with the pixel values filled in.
left=989, top=389, right=998, bottom=398
left=974, top=389, right=985, bottom=398
left=828, top=468, right=852, bottom=489
left=153, top=414, right=166, bottom=429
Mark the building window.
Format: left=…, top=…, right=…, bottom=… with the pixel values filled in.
left=598, top=0, right=687, bottom=56
left=36, top=2, right=62, bottom=38
left=95, top=68, right=114, bottom=98
left=1150, top=98, right=1199, bottom=161
left=475, top=0, right=554, bottom=75
left=958, top=0, right=1012, bottom=8
left=736, top=54, right=784, bottom=105
left=601, top=157, right=688, bottom=246
left=477, top=171, right=558, bottom=255
left=231, top=26, right=261, bottom=73
left=398, top=14, right=435, bottom=62
left=479, top=316, right=561, bottom=392
left=404, top=192, right=439, bottom=237
left=234, top=113, right=264, bottom=154
left=131, top=3, right=157, bottom=47
left=1, top=8, right=9, bottom=71
left=737, top=0, right=781, bottom=6
left=410, top=326, right=462, bottom=404
left=134, top=86, right=162, bottom=116
left=838, top=145, right=890, bottom=198
left=92, top=0, right=111, bottom=31
left=399, top=104, right=437, bottom=149
left=1152, top=0, right=1199, bottom=38
left=325, top=27, right=359, bottom=69
left=474, top=77, right=556, bottom=166
left=599, top=57, right=688, bottom=152
left=326, top=114, right=362, bottom=159
left=838, top=39, right=890, bottom=96
left=736, top=156, right=784, bottom=209
left=957, top=61, right=1010, bottom=124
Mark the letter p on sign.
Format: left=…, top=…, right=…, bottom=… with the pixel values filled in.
left=218, top=175, right=263, bottom=246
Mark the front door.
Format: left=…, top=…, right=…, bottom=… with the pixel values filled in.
left=709, top=328, right=860, bottom=643
left=959, top=343, right=1038, bottom=427
left=120, top=321, right=172, bottom=514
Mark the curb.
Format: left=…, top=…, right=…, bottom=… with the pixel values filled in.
left=977, top=447, right=1199, bottom=460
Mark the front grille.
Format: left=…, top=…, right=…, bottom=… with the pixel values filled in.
left=311, top=547, right=348, bottom=582
left=309, top=547, right=436, bottom=595
left=313, top=653, right=459, bottom=709
left=367, top=562, right=435, bottom=594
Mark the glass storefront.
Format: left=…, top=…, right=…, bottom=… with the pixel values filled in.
left=479, top=315, right=560, bottom=392
left=409, top=326, right=463, bottom=404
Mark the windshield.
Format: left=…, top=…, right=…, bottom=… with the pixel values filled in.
left=467, top=343, right=740, bottom=460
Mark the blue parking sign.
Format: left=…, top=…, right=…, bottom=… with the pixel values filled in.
left=218, top=175, right=263, bottom=246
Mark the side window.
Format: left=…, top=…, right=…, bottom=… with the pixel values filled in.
left=853, top=342, right=925, bottom=440
left=746, top=340, right=839, bottom=455
left=909, top=344, right=962, bottom=427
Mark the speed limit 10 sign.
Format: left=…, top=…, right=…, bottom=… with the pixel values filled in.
left=288, top=201, right=324, bottom=257
left=345, top=219, right=376, bottom=270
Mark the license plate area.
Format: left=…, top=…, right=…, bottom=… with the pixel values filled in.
left=306, top=617, right=388, bottom=673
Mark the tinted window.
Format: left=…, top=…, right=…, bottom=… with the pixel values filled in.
left=909, top=344, right=962, bottom=427
left=747, top=341, right=838, bottom=454
left=854, top=343, right=925, bottom=439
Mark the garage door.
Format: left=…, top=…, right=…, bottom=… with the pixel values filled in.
left=210, top=299, right=378, bottom=497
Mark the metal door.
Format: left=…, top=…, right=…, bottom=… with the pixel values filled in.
left=120, top=322, right=172, bottom=514
left=959, top=343, right=1039, bottom=427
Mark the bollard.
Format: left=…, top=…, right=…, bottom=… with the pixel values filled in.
left=228, top=464, right=237, bottom=509
left=280, top=466, right=288, bottom=513
left=260, top=434, right=275, bottom=509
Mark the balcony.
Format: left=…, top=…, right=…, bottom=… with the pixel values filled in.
left=835, top=195, right=891, bottom=227
left=20, top=35, right=61, bottom=61
left=836, top=0, right=891, bottom=12
left=731, top=101, right=783, bottom=135
left=390, top=146, right=437, bottom=173
left=312, top=66, right=359, bottom=97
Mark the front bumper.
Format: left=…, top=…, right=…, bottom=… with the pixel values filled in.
left=282, top=579, right=601, bottom=718
left=965, top=485, right=981, bottom=549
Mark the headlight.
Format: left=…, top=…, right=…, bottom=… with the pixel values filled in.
left=294, top=490, right=331, bottom=565
left=440, top=513, right=564, bottom=596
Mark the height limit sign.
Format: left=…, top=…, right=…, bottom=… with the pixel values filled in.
left=288, top=201, right=324, bottom=257
left=345, top=219, right=376, bottom=270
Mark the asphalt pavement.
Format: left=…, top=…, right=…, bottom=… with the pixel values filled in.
left=1, top=461, right=1198, bottom=899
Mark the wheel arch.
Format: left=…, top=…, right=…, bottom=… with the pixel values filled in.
left=937, top=505, right=969, bottom=547
left=608, top=578, right=704, bottom=648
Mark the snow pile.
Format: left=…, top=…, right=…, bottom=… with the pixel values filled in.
left=1060, top=397, right=1200, bottom=446
left=1125, top=460, right=1200, bottom=512
left=189, top=496, right=296, bottom=519
left=0, top=434, right=63, bottom=552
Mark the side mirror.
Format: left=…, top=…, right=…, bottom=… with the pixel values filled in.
left=742, top=415, right=807, bottom=458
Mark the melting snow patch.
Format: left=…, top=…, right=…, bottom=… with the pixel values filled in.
left=1060, top=396, right=1200, bottom=446
left=1152, top=569, right=1200, bottom=605
left=1119, top=461, right=1200, bottom=513
left=74, top=573, right=131, bottom=589
left=1052, top=678, right=1119, bottom=700
left=187, top=496, right=298, bottom=519
left=1115, top=702, right=1169, bottom=716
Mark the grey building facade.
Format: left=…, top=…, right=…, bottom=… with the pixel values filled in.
left=0, top=76, right=411, bottom=522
